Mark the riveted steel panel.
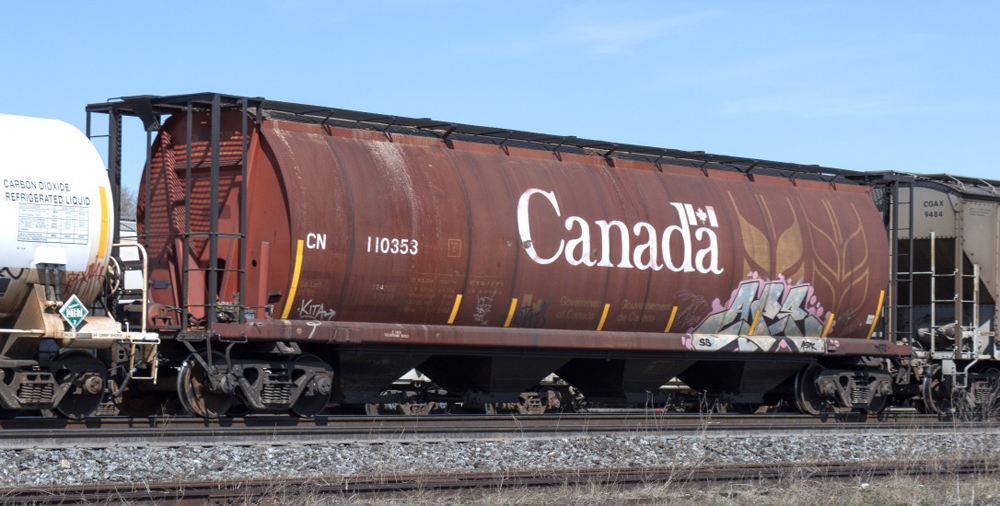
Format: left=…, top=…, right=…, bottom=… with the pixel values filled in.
left=897, top=186, right=959, bottom=240
left=962, top=200, right=1000, bottom=306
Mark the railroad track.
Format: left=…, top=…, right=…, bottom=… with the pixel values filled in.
left=0, top=411, right=986, bottom=449
left=3, top=458, right=995, bottom=505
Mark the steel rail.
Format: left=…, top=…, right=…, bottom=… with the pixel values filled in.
left=3, top=458, right=997, bottom=505
left=0, top=412, right=987, bottom=450
left=0, top=410, right=932, bottom=429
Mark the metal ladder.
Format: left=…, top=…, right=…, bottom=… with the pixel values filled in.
left=927, top=233, right=981, bottom=388
left=112, top=239, right=159, bottom=381
left=88, top=95, right=251, bottom=335
left=889, top=180, right=982, bottom=356
left=171, top=96, right=250, bottom=335
left=888, top=179, right=916, bottom=345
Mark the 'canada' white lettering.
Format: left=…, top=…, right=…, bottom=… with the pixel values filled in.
left=516, top=188, right=724, bottom=274
left=516, top=188, right=564, bottom=265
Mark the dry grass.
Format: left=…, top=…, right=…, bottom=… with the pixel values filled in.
left=215, top=470, right=1000, bottom=506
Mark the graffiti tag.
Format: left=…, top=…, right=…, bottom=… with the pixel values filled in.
left=695, top=276, right=827, bottom=338
left=511, top=299, right=548, bottom=329
left=65, top=262, right=104, bottom=302
left=472, top=295, right=493, bottom=326
left=298, top=299, right=337, bottom=321
left=0, top=267, right=19, bottom=298
left=0, top=267, right=24, bottom=280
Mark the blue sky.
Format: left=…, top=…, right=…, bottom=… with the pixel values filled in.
left=2, top=1, right=998, bottom=188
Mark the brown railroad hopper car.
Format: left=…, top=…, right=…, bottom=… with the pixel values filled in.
left=135, top=100, right=904, bottom=412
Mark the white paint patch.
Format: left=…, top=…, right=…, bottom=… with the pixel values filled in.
left=369, top=141, right=415, bottom=209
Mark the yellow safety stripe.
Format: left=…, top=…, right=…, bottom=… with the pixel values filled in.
left=748, top=308, right=762, bottom=336
left=596, top=304, right=610, bottom=331
left=866, top=290, right=885, bottom=339
left=504, top=298, right=518, bottom=327
left=97, top=187, right=108, bottom=258
left=822, top=313, right=835, bottom=338
left=280, top=239, right=305, bottom=319
left=664, top=306, right=677, bottom=333
left=447, top=294, right=463, bottom=324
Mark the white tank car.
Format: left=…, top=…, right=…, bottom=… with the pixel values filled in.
left=0, top=113, right=113, bottom=320
left=0, top=113, right=158, bottom=419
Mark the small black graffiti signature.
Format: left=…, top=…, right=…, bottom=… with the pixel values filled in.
left=511, top=300, right=548, bottom=329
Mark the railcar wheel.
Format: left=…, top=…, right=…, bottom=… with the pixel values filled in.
left=54, top=353, right=107, bottom=420
left=921, top=364, right=953, bottom=415
left=863, top=395, right=888, bottom=415
left=980, top=367, right=1000, bottom=418
left=290, top=354, right=332, bottom=417
left=539, top=386, right=573, bottom=412
left=177, top=352, right=233, bottom=418
left=0, top=367, right=21, bottom=417
left=793, top=364, right=826, bottom=416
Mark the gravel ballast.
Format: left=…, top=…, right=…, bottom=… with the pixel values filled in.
left=1, top=432, right=998, bottom=487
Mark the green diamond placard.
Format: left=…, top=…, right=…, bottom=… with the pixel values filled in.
left=59, top=294, right=88, bottom=330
